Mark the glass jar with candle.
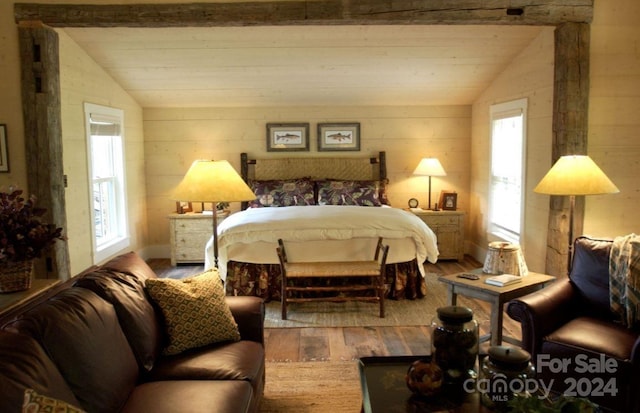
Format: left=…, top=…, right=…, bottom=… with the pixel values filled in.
left=480, top=345, right=536, bottom=411
left=431, top=306, right=478, bottom=388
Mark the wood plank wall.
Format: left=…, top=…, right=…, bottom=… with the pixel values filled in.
left=14, top=0, right=594, bottom=277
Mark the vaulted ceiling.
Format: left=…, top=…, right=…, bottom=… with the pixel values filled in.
left=62, top=25, right=544, bottom=108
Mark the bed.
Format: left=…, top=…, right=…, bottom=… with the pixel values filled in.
left=204, top=151, right=439, bottom=301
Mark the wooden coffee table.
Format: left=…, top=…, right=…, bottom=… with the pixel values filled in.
left=438, top=271, right=556, bottom=346
left=358, top=355, right=488, bottom=413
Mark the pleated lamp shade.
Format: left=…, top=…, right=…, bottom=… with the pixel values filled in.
left=413, top=158, right=447, bottom=177
left=171, top=160, right=256, bottom=202
left=534, top=155, right=619, bottom=196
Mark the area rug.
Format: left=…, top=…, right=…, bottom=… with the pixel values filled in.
left=264, top=273, right=491, bottom=328
left=259, top=361, right=362, bottom=413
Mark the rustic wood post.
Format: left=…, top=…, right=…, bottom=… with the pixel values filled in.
left=545, top=22, right=590, bottom=276
left=18, top=22, right=70, bottom=280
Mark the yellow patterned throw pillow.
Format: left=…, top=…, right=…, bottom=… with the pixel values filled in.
left=145, top=269, right=240, bottom=355
left=22, top=389, right=86, bottom=413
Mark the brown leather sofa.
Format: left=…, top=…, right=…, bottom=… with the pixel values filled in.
left=507, top=236, right=640, bottom=413
left=0, top=252, right=265, bottom=412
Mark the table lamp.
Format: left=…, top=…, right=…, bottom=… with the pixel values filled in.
left=534, top=155, right=619, bottom=274
left=171, top=160, right=256, bottom=268
left=413, top=157, right=446, bottom=210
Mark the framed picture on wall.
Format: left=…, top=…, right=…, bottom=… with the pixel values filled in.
left=317, top=123, right=360, bottom=151
left=266, top=123, right=310, bottom=152
left=0, top=124, right=9, bottom=173
left=439, top=191, right=457, bottom=211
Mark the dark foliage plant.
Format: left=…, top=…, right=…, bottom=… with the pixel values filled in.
left=0, top=188, right=65, bottom=264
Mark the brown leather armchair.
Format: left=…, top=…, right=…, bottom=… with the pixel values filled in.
left=507, top=236, right=640, bottom=413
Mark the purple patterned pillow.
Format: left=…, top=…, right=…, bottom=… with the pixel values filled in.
left=316, top=180, right=383, bottom=206
left=248, top=178, right=315, bottom=207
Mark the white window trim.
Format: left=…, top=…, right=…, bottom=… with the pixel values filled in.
left=84, top=102, right=130, bottom=264
left=487, top=98, right=528, bottom=246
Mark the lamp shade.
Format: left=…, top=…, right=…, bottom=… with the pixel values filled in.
left=413, top=158, right=447, bottom=177
left=171, top=160, right=256, bottom=202
left=533, top=155, right=619, bottom=196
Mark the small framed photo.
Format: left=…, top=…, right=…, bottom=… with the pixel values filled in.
left=266, top=123, right=310, bottom=152
left=439, top=191, right=458, bottom=211
left=0, top=124, right=8, bottom=173
left=175, top=201, right=193, bottom=214
left=317, top=123, right=360, bottom=151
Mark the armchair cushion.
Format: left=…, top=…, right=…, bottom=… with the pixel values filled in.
left=570, top=236, right=615, bottom=319
left=544, top=316, right=637, bottom=361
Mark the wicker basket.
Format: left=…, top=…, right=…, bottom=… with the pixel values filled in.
left=0, top=260, right=33, bottom=293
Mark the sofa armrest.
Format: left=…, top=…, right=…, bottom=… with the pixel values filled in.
left=506, top=279, right=579, bottom=357
left=225, top=296, right=265, bottom=345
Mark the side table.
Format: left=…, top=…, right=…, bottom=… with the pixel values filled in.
left=438, top=271, right=556, bottom=346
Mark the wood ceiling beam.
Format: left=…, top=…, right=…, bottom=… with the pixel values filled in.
left=14, top=1, right=593, bottom=28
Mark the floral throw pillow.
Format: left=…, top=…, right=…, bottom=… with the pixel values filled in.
left=145, top=269, right=240, bottom=356
left=248, top=178, right=315, bottom=207
left=316, top=180, right=383, bottom=206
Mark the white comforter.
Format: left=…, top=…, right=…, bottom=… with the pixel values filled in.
left=205, top=205, right=439, bottom=280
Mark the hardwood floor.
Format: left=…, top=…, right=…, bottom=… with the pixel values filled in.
left=147, top=256, right=523, bottom=362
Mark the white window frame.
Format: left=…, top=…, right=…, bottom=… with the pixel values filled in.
left=84, top=103, right=130, bottom=263
left=488, top=98, right=528, bottom=245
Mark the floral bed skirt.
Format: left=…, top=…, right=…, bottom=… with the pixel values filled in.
left=225, top=260, right=426, bottom=301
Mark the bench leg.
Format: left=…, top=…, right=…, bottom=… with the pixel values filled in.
left=378, top=282, right=385, bottom=318
left=281, top=282, right=288, bottom=320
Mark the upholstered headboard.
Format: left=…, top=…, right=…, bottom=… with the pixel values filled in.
left=240, top=151, right=386, bottom=181
left=240, top=151, right=387, bottom=209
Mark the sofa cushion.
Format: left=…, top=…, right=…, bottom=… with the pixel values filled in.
left=570, top=236, right=614, bottom=319
left=0, top=331, right=81, bottom=412
left=101, top=251, right=158, bottom=282
left=148, top=340, right=264, bottom=384
left=4, top=288, right=139, bottom=413
left=22, top=389, right=86, bottom=413
left=146, top=269, right=241, bottom=356
left=121, top=380, right=253, bottom=413
left=74, top=269, right=162, bottom=372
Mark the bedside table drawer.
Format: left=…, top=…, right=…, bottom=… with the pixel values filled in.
left=175, top=219, right=211, bottom=234
left=168, top=213, right=222, bottom=266
left=408, top=210, right=465, bottom=261
left=421, top=215, right=461, bottom=226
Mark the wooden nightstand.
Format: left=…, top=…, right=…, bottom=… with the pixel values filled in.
left=408, top=209, right=465, bottom=261
left=168, top=212, right=225, bottom=266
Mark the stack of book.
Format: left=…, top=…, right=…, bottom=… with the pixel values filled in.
left=485, top=273, right=522, bottom=287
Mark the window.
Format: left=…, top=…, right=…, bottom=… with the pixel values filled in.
left=488, top=98, right=527, bottom=244
left=84, top=103, right=129, bottom=263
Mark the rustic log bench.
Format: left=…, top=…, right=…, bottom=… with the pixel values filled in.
left=276, top=237, right=389, bottom=320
